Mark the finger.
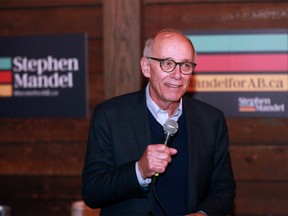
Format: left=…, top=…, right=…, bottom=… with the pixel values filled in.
left=169, top=147, right=178, bottom=155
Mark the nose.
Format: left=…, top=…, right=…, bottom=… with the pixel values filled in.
left=170, top=64, right=182, bottom=79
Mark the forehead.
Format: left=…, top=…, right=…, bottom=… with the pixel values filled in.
left=153, top=32, right=194, bottom=60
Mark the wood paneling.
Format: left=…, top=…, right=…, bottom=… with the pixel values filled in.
left=0, top=7, right=102, bottom=37
left=227, top=118, right=288, bottom=145
left=103, top=0, right=141, bottom=99
left=233, top=181, right=288, bottom=215
left=0, top=176, right=81, bottom=216
left=143, top=1, right=288, bottom=35
left=0, top=0, right=101, bottom=8
left=0, top=1, right=103, bottom=215
left=0, top=119, right=88, bottom=143
left=231, top=145, right=288, bottom=181
left=0, top=0, right=287, bottom=215
left=0, top=141, right=85, bottom=175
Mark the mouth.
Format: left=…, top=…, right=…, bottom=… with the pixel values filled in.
left=166, top=83, right=182, bottom=88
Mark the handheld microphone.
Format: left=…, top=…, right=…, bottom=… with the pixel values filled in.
left=161, top=119, right=178, bottom=147
left=152, top=119, right=178, bottom=184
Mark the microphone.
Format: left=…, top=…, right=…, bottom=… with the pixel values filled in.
left=161, top=119, right=178, bottom=147
left=152, top=119, right=178, bottom=184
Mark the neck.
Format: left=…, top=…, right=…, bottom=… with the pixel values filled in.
left=147, top=84, right=181, bottom=117
left=157, top=100, right=180, bottom=117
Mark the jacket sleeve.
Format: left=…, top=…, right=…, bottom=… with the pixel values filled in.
left=81, top=105, right=147, bottom=209
left=196, top=111, right=236, bottom=215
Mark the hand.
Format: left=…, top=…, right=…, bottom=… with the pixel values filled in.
left=138, top=144, right=177, bottom=179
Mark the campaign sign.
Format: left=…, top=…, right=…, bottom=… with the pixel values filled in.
left=0, top=34, right=88, bottom=118
left=187, top=29, right=288, bottom=117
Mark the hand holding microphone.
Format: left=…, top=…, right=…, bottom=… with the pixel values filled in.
left=138, top=119, right=178, bottom=181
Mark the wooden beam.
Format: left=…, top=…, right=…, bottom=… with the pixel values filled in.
left=103, top=0, right=141, bottom=99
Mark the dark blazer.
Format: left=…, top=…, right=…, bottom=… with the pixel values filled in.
left=82, top=89, right=236, bottom=215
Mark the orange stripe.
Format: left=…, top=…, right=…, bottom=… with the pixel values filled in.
left=0, top=85, right=13, bottom=97
left=239, top=107, right=257, bottom=112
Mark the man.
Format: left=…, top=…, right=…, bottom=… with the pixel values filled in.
left=82, top=29, right=236, bottom=215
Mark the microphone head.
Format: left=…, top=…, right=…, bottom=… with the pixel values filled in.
left=163, top=119, right=178, bottom=135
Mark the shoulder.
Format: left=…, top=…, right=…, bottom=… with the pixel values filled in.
left=183, top=93, right=226, bottom=121
left=92, top=89, right=146, bottom=114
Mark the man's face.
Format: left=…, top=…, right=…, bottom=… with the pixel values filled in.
left=141, top=32, right=195, bottom=109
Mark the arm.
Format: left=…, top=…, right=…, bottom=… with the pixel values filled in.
left=81, top=107, right=146, bottom=208
left=196, top=113, right=236, bottom=215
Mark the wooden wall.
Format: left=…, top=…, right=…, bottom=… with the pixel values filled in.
left=0, top=0, right=103, bottom=215
left=0, top=0, right=288, bottom=215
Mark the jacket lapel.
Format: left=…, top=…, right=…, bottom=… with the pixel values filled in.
left=184, top=96, right=201, bottom=211
left=127, top=90, right=151, bottom=157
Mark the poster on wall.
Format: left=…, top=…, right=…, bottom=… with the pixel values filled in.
left=0, top=34, right=88, bottom=118
left=187, top=29, right=288, bottom=117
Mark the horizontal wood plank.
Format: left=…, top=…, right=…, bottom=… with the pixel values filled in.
left=0, top=7, right=102, bottom=37
left=0, top=176, right=82, bottom=216
left=227, top=118, right=288, bottom=145
left=0, top=142, right=86, bottom=175
left=0, top=0, right=102, bottom=8
left=230, top=145, right=288, bottom=181
left=232, top=181, right=288, bottom=215
left=143, top=2, right=288, bottom=35
left=0, top=118, right=89, bottom=142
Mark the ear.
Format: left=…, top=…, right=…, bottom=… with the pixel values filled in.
left=140, top=57, right=151, bottom=78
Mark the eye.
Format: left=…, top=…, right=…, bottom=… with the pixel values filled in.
left=162, top=60, right=174, bottom=67
left=182, top=62, right=192, bottom=70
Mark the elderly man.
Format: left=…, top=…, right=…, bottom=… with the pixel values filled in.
left=82, top=29, right=236, bottom=216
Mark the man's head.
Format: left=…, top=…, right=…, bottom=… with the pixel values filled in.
left=140, top=29, right=197, bottom=109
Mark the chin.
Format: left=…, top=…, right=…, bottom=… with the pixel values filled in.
left=165, top=96, right=181, bottom=103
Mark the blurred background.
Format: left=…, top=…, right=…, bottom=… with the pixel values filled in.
left=0, top=0, right=288, bottom=215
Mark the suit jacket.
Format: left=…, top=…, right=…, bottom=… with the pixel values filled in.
left=82, top=89, right=236, bottom=215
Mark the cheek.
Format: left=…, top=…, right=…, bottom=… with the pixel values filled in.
left=184, top=76, right=191, bottom=86
left=151, top=70, right=167, bottom=83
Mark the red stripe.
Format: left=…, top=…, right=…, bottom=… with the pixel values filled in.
left=0, top=71, right=12, bottom=83
left=196, top=53, right=288, bottom=72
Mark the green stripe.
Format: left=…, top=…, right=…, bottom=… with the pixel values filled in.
left=0, top=58, right=12, bottom=69
left=187, top=34, right=288, bottom=53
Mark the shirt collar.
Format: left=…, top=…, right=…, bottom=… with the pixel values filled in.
left=145, top=83, right=182, bottom=126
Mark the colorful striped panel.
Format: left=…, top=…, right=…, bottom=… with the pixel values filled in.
left=0, top=71, right=12, bottom=83
left=0, top=58, right=12, bottom=70
left=188, top=33, right=288, bottom=53
left=189, top=74, right=288, bottom=92
left=196, top=53, right=288, bottom=72
left=0, top=85, right=12, bottom=97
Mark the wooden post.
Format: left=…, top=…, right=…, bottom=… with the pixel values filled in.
left=103, top=0, right=141, bottom=99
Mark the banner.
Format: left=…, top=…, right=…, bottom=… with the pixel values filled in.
left=0, top=34, right=88, bottom=118
left=187, top=30, right=288, bottom=117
